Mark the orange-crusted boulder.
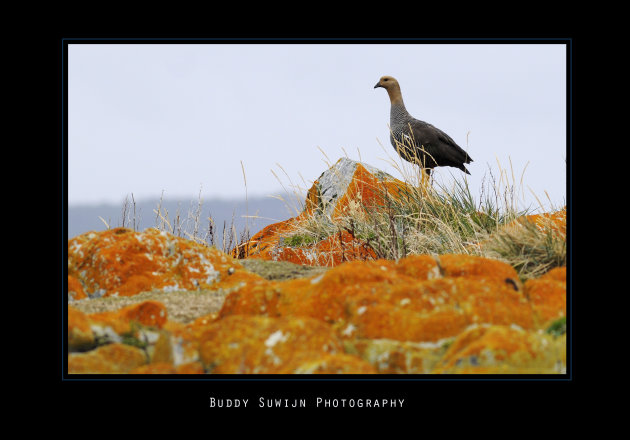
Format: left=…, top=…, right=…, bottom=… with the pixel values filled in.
left=433, top=324, right=565, bottom=373
left=68, top=275, right=87, bottom=301
left=234, top=158, right=410, bottom=266
left=68, top=343, right=147, bottom=374
left=267, top=230, right=377, bottom=267
left=87, top=300, right=168, bottom=335
left=218, top=254, right=534, bottom=343
left=347, top=339, right=448, bottom=374
left=68, top=227, right=262, bottom=298
left=540, top=266, right=566, bottom=283
left=436, top=254, right=521, bottom=288
left=524, top=268, right=566, bottom=326
left=198, top=315, right=352, bottom=374
left=68, top=306, right=95, bottom=351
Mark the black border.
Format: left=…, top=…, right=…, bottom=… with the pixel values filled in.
left=60, top=37, right=573, bottom=411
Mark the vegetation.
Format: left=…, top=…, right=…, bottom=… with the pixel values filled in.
left=106, top=146, right=565, bottom=281
left=279, top=149, right=565, bottom=281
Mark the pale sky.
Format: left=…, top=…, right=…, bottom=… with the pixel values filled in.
left=68, top=43, right=567, bottom=212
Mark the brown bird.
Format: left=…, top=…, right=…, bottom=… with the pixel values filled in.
left=374, top=75, right=473, bottom=176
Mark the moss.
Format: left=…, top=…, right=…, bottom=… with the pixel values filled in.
left=120, top=321, right=150, bottom=349
left=283, top=234, right=319, bottom=248
left=546, top=316, right=566, bottom=337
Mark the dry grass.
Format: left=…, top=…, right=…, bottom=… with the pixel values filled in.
left=276, top=140, right=565, bottom=280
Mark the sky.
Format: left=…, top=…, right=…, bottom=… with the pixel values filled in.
left=68, top=43, right=567, bottom=213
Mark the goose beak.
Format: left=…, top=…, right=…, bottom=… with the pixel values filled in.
left=374, top=82, right=382, bottom=89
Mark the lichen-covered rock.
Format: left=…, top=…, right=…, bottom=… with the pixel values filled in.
left=68, top=306, right=95, bottom=351
left=219, top=255, right=534, bottom=343
left=292, top=353, right=377, bottom=374
left=68, top=343, right=147, bottom=374
left=346, top=338, right=449, bottom=374
left=524, top=268, right=566, bottom=327
left=66, top=216, right=567, bottom=374
left=87, top=300, right=168, bottom=335
left=198, top=315, right=350, bottom=374
left=436, top=254, right=521, bottom=288
left=68, top=227, right=262, bottom=298
left=68, top=275, right=88, bottom=301
left=540, top=266, right=566, bottom=283
left=234, top=158, right=410, bottom=266
left=68, top=301, right=204, bottom=368
left=267, top=230, right=377, bottom=266
left=128, top=361, right=205, bottom=374
left=433, top=324, right=565, bottom=373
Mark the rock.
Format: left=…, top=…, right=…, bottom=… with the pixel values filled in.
left=198, top=315, right=357, bottom=374
left=524, top=267, right=566, bottom=327
left=540, top=266, right=566, bottom=283
left=66, top=204, right=566, bottom=374
left=69, top=288, right=230, bottom=325
left=68, top=307, right=95, bottom=351
left=433, top=324, right=565, bottom=373
left=128, top=361, right=205, bottom=374
left=68, top=343, right=147, bottom=374
left=68, top=300, right=202, bottom=367
left=68, top=227, right=263, bottom=298
left=267, top=229, right=377, bottom=266
left=292, top=354, right=377, bottom=374
left=307, top=157, right=408, bottom=219
left=234, top=158, right=409, bottom=266
left=346, top=338, right=449, bottom=374
left=87, top=300, right=168, bottom=336
left=68, top=275, right=87, bottom=301
left=219, top=254, right=534, bottom=343
left=436, top=254, right=521, bottom=288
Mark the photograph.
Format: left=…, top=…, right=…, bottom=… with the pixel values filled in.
left=62, top=39, right=570, bottom=408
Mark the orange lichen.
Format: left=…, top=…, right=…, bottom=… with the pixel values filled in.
left=540, top=266, right=566, bottom=283
left=68, top=228, right=261, bottom=298
left=87, top=300, right=168, bottom=334
left=348, top=339, right=446, bottom=374
left=437, top=254, right=521, bottom=287
left=128, top=362, right=205, bottom=374
left=271, top=230, right=377, bottom=267
left=218, top=255, right=535, bottom=342
left=68, top=306, right=94, bottom=350
left=504, top=207, right=566, bottom=237
left=68, top=275, right=87, bottom=301
left=347, top=304, right=470, bottom=343
left=394, top=254, right=441, bottom=280
left=232, top=160, right=411, bottom=266
left=198, top=315, right=345, bottom=374
left=292, top=353, right=377, bottom=374
left=434, top=325, right=563, bottom=373
left=68, top=343, right=147, bottom=374
left=232, top=212, right=311, bottom=260
left=332, top=163, right=407, bottom=219
left=175, top=362, right=205, bottom=374
left=524, top=278, right=566, bottom=326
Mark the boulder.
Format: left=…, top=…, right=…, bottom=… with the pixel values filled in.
left=198, top=315, right=360, bottom=374
left=68, top=227, right=263, bottom=298
left=234, top=158, right=409, bottom=266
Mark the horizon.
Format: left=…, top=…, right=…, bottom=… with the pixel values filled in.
left=68, top=43, right=567, bottom=213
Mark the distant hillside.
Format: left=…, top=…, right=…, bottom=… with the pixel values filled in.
left=67, top=195, right=301, bottom=243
